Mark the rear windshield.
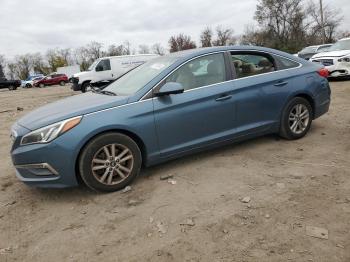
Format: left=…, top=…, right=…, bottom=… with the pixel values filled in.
left=328, top=39, right=350, bottom=51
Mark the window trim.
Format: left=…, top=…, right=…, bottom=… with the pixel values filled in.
left=141, top=50, right=302, bottom=101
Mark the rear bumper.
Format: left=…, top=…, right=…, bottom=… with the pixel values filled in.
left=314, top=98, right=330, bottom=119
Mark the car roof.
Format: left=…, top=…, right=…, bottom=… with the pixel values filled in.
left=165, top=45, right=300, bottom=62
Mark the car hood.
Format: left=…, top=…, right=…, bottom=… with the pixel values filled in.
left=312, top=50, right=350, bottom=59
left=17, top=92, right=128, bottom=130
left=73, top=71, right=90, bottom=78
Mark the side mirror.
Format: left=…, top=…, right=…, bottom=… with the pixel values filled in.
left=96, top=65, right=103, bottom=72
left=154, top=82, right=184, bottom=97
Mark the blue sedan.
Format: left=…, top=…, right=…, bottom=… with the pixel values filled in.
left=10, top=46, right=331, bottom=192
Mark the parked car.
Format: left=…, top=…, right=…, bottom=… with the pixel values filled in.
left=310, top=37, right=350, bottom=78
left=33, top=74, right=68, bottom=88
left=10, top=46, right=330, bottom=192
left=297, top=44, right=333, bottom=60
left=22, top=75, right=45, bottom=88
left=0, top=77, right=21, bottom=90
left=56, top=65, right=81, bottom=82
left=71, top=54, right=159, bottom=92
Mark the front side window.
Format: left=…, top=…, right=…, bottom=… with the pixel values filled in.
left=164, top=53, right=226, bottom=91
left=96, top=59, right=111, bottom=71
left=231, top=53, right=275, bottom=78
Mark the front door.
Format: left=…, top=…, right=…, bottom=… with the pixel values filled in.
left=153, top=52, right=237, bottom=157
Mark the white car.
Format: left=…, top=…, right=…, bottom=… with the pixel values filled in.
left=310, top=38, right=350, bottom=78
left=72, top=54, right=159, bottom=92
left=21, top=75, right=44, bottom=88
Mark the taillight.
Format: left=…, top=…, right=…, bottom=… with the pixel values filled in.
left=318, top=68, right=329, bottom=78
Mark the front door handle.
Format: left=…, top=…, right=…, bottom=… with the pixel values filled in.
left=274, top=80, right=288, bottom=87
left=215, top=94, right=232, bottom=102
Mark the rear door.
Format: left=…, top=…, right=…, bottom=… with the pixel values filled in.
left=153, top=52, right=236, bottom=157
left=229, top=51, right=296, bottom=135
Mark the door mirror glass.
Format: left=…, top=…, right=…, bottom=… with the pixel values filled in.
left=154, top=82, right=184, bottom=97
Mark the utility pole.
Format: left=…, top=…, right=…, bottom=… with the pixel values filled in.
left=319, top=0, right=326, bottom=44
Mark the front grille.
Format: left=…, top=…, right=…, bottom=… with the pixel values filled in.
left=313, top=59, right=334, bottom=66
left=71, top=77, right=79, bottom=84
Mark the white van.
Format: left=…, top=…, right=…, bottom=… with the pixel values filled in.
left=71, top=54, right=159, bottom=92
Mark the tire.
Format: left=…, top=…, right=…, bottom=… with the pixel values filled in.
left=279, top=97, right=313, bottom=140
left=26, top=83, right=32, bottom=88
left=81, top=82, right=90, bottom=93
left=39, top=83, right=45, bottom=88
left=59, top=81, right=66, bottom=86
left=79, top=133, right=142, bottom=192
left=8, top=85, right=15, bottom=90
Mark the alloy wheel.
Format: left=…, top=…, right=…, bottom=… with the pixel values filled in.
left=288, top=104, right=310, bottom=134
left=91, top=143, right=134, bottom=185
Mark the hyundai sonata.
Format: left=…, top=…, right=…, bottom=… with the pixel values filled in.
left=10, top=46, right=331, bottom=192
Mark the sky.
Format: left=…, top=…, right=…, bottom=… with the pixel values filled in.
left=0, top=0, right=349, bottom=58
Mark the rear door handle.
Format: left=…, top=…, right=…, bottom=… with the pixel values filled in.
left=215, top=94, right=232, bottom=102
left=274, top=80, right=288, bottom=87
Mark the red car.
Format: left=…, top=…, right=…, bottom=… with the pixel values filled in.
left=33, top=74, right=68, bottom=88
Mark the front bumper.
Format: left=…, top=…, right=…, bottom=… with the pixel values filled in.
left=10, top=123, right=80, bottom=188
left=71, top=77, right=81, bottom=91
left=311, top=58, right=350, bottom=77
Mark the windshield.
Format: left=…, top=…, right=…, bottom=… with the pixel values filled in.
left=87, top=60, right=99, bottom=71
left=328, top=39, right=350, bottom=51
left=104, top=56, right=178, bottom=96
left=300, top=46, right=317, bottom=53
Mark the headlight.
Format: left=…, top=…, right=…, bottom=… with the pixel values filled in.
left=21, top=116, right=82, bottom=145
left=338, top=57, right=350, bottom=62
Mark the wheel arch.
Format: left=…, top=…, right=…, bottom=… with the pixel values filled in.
left=74, top=128, right=147, bottom=185
left=293, top=92, right=315, bottom=119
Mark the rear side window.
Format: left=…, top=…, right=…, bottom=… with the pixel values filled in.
left=276, top=56, right=300, bottom=70
left=231, top=53, right=275, bottom=79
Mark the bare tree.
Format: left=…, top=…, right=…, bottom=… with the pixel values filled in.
left=152, top=43, right=165, bottom=55
left=86, top=41, right=104, bottom=60
left=14, top=54, right=33, bottom=79
left=168, top=34, right=196, bottom=53
left=46, top=49, right=68, bottom=72
left=73, top=47, right=91, bottom=71
left=200, top=27, right=213, bottom=47
left=307, top=1, right=343, bottom=43
left=106, top=44, right=130, bottom=56
left=123, top=41, right=132, bottom=55
left=32, top=53, right=50, bottom=75
left=0, top=55, right=5, bottom=78
left=212, top=26, right=234, bottom=46
left=138, top=44, right=150, bottom=54
left=7, top=63, right=17, bottom=79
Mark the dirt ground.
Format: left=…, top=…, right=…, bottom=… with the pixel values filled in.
left=0, top=81, right=349, bottom=262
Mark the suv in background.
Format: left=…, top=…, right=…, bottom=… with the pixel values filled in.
left=297, top=44, right=333, bottom=60
left=33, top=74, right=68, bottom=88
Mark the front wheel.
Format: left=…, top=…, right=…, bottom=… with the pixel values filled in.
left=279, top=97, right=313, bottom=140
left=8, top=85, right=15, bottom=90
left=59, top=81, right=66, bottom=86
left=79, top=133, right=142, bottom=192
left=39, top=83, right=45, bottom=88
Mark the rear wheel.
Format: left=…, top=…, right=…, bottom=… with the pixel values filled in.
left=279, top=97, right=313, bottom=140
left=8, top=85, right=15, bottom=90
left=25, top=83, right=32, bottom=88
left=39, top=83, right=45, bottom=88
left=79, top=133, right=142, bottom=192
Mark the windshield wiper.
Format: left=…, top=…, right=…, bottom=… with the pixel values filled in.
left=91, top=86, right=117, bottom=96
left=100, top=90, right=117, bottom=96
